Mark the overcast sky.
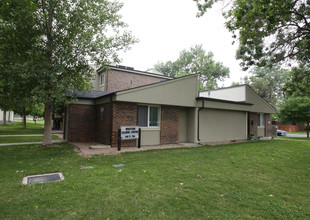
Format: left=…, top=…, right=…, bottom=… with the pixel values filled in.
left=118, top=0, right=248, bottom=86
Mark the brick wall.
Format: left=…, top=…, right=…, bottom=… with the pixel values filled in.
left=111, top=102, right=138, bottom=148
left=249, top=113, right=273, bottom=137
left=68, top=104, right=96, bottom=142
left=265, top=114, right=272, bottom=137
left=95, top=103, right=112, bottom=144
left=249, top=112, right=258, bottom=137
left=110, top=103, right=180, bottom=147
left=160, top=106, right=179, bottom=144
left=68, top=102, right=181, bottom=147
left=106, top=70, right=166, bottom=92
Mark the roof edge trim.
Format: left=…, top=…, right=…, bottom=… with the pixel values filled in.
left=196, top=97, right=253, bottom=106
left=97, top=65, right=172, bottom=80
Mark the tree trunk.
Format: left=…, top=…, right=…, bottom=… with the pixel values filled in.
left=43, top=102, right=53, bottom=145
left=22, top=107, right=27, bottom=129
left=307, top=121, right=309, bottom=138
left=2, top=108, right=7, bottom=125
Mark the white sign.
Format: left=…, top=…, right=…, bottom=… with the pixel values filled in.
left=120, top=126, right=139, bottom=140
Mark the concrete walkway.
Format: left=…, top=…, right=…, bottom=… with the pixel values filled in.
left=0, top=134, right=43, bottom=137
left=0, top=139, right=66, bottom=146
left=72, top=142, right=202, bottom=157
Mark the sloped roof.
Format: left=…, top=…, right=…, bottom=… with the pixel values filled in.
left=73, top=90, right=112, bottom=99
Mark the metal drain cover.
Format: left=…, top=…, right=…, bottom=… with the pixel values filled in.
left=22, top=172, right=64, bottom=185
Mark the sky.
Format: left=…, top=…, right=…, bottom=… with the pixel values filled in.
left=118, top=0, right=248, bottom=86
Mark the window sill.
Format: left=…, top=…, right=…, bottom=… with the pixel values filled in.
left=140, top=127, right=160, bottom=131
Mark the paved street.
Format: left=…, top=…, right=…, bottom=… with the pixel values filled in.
left=286, top=134, right=308, bottom=138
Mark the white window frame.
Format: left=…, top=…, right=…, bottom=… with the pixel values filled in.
left=258, top=113, right=265, bottom=127
left=100, top=73, right=105, bottom=88
left=138, top=105, right=161, bottom=128
left=148, top=105, right=161, bottom=128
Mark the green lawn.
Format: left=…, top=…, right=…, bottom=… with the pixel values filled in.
left=0, top=135, right=60, bottom=144
left=0, top=119, right=44, bottom=135
left=0, top=140, right=309, bottom=219
left=278, top=136, right=310, bottom=141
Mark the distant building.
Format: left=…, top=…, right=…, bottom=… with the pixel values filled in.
left=0, top=109, right=14, bottom=122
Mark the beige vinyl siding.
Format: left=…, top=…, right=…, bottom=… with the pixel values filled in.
left=115, top=75, right=198, bottom=107
left=179, top=108, right=188, bottom=142
left=199, top=109, right=247, bottom=143
left=246, top=86, right=276, bottom=113
left=140, top=127, right=160, bottom=145
left=257, top=127, right=265, bottom=137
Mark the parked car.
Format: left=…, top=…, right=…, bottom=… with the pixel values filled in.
left=277, top=130, right=287, bottom=136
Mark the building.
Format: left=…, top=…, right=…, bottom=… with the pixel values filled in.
left=64, top=65, right=276, bottom=147
left=0, top=109, right=14, bottom=123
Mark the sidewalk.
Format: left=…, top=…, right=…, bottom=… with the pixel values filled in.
left=0, top=134, right=43, bottom=137
left=0, top=139, right=66, bottom=146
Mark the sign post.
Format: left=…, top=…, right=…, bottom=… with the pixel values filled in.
left=118, top=126, right=141, bottom=151
left=118, top=128, right=121, bottom=151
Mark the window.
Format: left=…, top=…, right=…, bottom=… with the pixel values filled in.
left=137, top=106, right=148, bottom=127
left=100, top=73, right=105, bottom=87
left=100, top=107, right=104, bottom=120
left=138, top=105, right=160, bottom=127
left=258, top=113, right=265, bottom=126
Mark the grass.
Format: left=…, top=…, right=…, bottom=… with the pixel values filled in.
left=0, top=135, right=60, bottom=144
left=278, top=136, right=310, bottom=141
left=0, top=140, right=309, bottom=219
left=0, top=119, right=44, bottom=135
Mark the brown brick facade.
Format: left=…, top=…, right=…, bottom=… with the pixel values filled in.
left=95, top=103, right=112, bottom=144
left=67, top=102, right=180, bottom=147
left=111, top=102, right=138, bottom=148
left=248, top=112, right=272, bottom=138
left=105, top=70, right=166, bottom=92
left=265, top=114, right=272, bottom=137
left=160, top=106, right=179, bottom=144
left=68, top=104, right=96, bottom=142
left=249, top=112, right=258, bottom=137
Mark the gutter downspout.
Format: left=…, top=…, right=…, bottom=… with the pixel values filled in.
left=109, top=95, right=113, bottom=145
left=197, top=99, right=205, bottom=142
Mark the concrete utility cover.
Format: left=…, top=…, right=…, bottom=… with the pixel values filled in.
left=22, top=172, right=64, bottom=185
left=90, top=145, right=111, bottom=149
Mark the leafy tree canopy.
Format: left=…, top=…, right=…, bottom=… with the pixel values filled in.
left=242, top=66, right=289, bottom=107
left=278, top=96, right=310, bottom=137
left=0, top=0, right=137, bottom=144
left=194, top=0, right=310, bottom=70
left=283, top=64, right=310, bottom=97
left=154, top=45, right=230, bottom=90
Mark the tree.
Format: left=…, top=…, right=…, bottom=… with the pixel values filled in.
left=283, top=64, right=310, bottom=97
left=194, top=0, right=310, bottom=70
left=0, top=0, right=137, bottom=145
left=0, top=84, right=11, bottom=125
left=278, top=97, right=310, bottom=138
left=28, top=103, right=44, bottom=125
left=154, top=45, right=230, bottom=90
left=243, top=66, right=289, bottom=106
